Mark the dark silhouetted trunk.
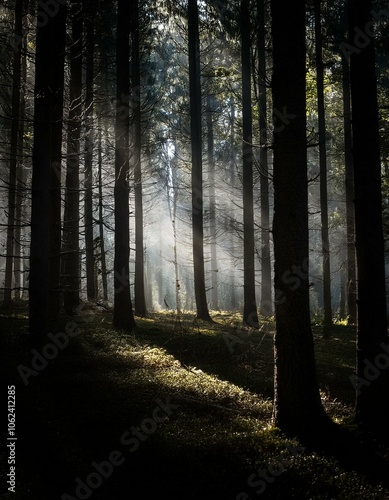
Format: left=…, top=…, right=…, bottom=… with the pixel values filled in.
left=84, top=8, right=96, bottom=302
left=97, top=117, right=108, bottom=303
left=188, top=0, right=212, bottom=321
left=132, top=0, right=146, bottom=317
left=113, top=0, right=135, bottom=331
left=4, top=0, right=23, bottom=305
left=30, top=0, right=67, bottom=341
left=257, top=0, right=272, bottom=317
left=206, top=95, right=218, bottom=311
left=241, top=0, right=258, bottom=327
left=314, top=0, right=332, bottom=337
left=271, top=0, right=332, bottom=438
left=63, top=6, right=82, bottom=314
left=348, top=0, right=389, bottom=434
left=341, top=52, right=357, bottom=326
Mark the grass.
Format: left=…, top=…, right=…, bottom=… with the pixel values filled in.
left=1, top=303, right=389, bottom=499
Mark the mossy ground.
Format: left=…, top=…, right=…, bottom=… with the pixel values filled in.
left=1, top=302, right=389, bottom=499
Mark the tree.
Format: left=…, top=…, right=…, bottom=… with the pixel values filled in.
left=241, top=0, right=258, bottom=327
left=256, top=0, right=272, bottom=317
left=132, top=0, right=147, bottom=317
left=314, top=0, right=332, bottom=337
left=188, top=0, right=212, bottom=321
left=63, top=2, right=83, bottom=314
left=29, top=0, right=67, bottom=341
left=347, top=0, right=389, bottom=434
left=271, top=0, right=332, bottom=437
left=4, top=0, right=23, bottom=306
left=113, top=0, right=135, bottom=332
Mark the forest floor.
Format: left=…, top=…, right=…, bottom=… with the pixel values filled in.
left=1, top=302, right=389, bottom=499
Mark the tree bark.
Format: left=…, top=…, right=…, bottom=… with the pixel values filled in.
left=257, top=0, right=272, bottom=317
left=271, top=0, right=332, bottom=438
left=348, top=0, right=389, bottom=434
left=30, top=0, right=67, bottom=342
left=188, top=0, right=212, bottom=321
left=113, top=0, right=136, bottom=331
left=132, top=0, right=147, bottom=317
left=314, top=0, right=333, bottom=337
left=241, top=0, right=258, bottom=327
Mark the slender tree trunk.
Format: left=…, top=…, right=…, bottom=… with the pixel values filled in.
left=113, top=0, right=135, bottom=331
left=97, top=118, right=108, bottom=303
left=4, top=0, right=23, bottom=306
left=341, top=52, right=357, bottom=326
left=348, top=0, right=389, bottom=434
left=63, top=6, right=82, bottom=314
left=30, top=0, right=67, bottom=342
left=132, top=0, right=146, bottom=317
left=230, top=97, right=237, bottom=311
left=271, top=0, right=333, bottom=438
left=241, top=0, right=258, bottom=327
left=188, top=0, right=212, bottom=321
left=257, top=0, right=272, bottom=317
left=314, top=0, right=332, bottom=338
left=84, top=8, right=96, bottom=302
left=206, top=95, right=218, bottom=311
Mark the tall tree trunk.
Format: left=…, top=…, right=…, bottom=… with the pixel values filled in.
left=63, top=5, right=82, bottom=314
left=341, top=52, right=357, bottom=326
left=113, top=0, right=135, bottom=331
left=230, top=96, right=237, bottom=310
left=241, top=0, right=258, bottom=327
left=348, top=0, right=389, bottom=434
left=132, top=0, right=147, bottom=317
left=188, top=0, right=212, bottom=321
left=4, top=0, right=23, bottom=306
left=257, top=0, right=272, bottom=317
left=84, top=7, right=96, bottom=302
left=30, top=0, right=67, bottom=342
left=206, top=94, right=218, bottom=311
left=271, top=0, right=333, bottom=438
left=314, top=0, right=332, bottom=338
left=97, top=117, right=108, bottom=303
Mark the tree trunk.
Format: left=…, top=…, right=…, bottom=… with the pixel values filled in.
left=132, top=0, right=147, bottom=317
left=206, top=94, right=218, bottom=311
left=63, top=6, right=82, bottom=314
left=4, top=0, right=23, bottom=306
left=113, top=0, right=135, bottom=331
left=271, top=0, right=333, bottom=438
left=30, top=0, right=67, bottom=342
left=84, top=7, right=96, bottom=302
left=348, top=0, right=389, bottom=434
left=257, top=0, right=272, bottom=317
left=97, top=117, right=108, bottom=303
left=188, top=0, right=212, bottom=321
left=341, top=51, right=357, bottom=326
left=314, top=0, right=332, bottom=338
left=241, top=0, right=258, bottom=327
left=230, top=96, right=237, bottom=311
